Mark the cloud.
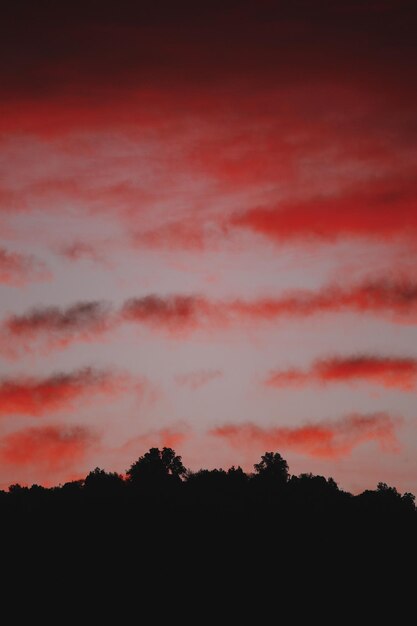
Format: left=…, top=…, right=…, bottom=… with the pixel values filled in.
left=58, top=241, right=105, bottom=264
left=266, top=355, right=417, bottom=391
left=0, top=247, right=50, bottom=286
left=2, top=278, right=417, bottom=358
left=0, top=367, right=131, bottom=417
left=0, top=0, right=413, bottom=333
left=175, top=369, right=223, bottom=390
left=121, top=295, right=214, bottom=332
left=0, top=301, right=115, bottom=357
left=226, top=279, right=417, bottom=323
left=0, top=424, right=97, bottom=471
left=211, top=413, right=401, bottom=459
left=231, top=176, right=417, bottom=243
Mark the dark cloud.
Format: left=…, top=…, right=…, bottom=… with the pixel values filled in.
left=1, top=301, right=114, bottom=356
left=121, top=295, right=212, bottom=330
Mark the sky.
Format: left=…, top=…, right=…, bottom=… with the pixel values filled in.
left=0, top=0, right=417, bottom=492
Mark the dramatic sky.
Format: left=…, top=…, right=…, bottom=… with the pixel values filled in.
left=1, top=0, right=416, bottom=492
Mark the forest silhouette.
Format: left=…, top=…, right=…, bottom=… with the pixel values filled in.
left=2, top=448, right=415, bottom=541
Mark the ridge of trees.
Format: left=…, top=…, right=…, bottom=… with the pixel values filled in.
left=1, top=448, right=415, bottom=527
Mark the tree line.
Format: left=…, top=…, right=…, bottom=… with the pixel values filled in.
left=1, top=448, right=415, bottom=533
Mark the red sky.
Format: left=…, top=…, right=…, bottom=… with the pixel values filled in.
left=0, top=0, right=416, bottom=492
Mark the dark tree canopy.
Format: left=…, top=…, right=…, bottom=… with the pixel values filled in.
left=84, top=467, right=124, bottom=494
left=1, top=447, right=415, bottom=548
left=253, top=452, right=289, bottom=484
left=126, top=447, right=187, bottom=485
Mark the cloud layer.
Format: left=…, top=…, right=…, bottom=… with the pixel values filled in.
left=2, top=279, right=417, bottom=357
left=0, top=1, right=415, bottom=492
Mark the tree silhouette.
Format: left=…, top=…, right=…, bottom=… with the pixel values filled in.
left=227, top=466, right=248, bottom=483
left=84, top=467, right=124, bottom=495
left=126, top=447, right=186, bottom=486
left=253, top=452, right=289, bottom=485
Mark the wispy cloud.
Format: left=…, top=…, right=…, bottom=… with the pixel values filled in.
left=57, top=240, right=106, bottom=264
left=266, top=355, right=417, bottom=391
left=120, top=295, right=213, bottom=331
left=0, top=367, right=132, bottom=417
left=2, top=279, right=417, bottom=358
left=0, top=301, right=115, bottom=357
left=0, top=424, right=97, bottom=471
left=211, top=413, right=401, bottom=459
left=231, top=176, right=417, bottom=243
left=0, top=247, right=50, bottom=286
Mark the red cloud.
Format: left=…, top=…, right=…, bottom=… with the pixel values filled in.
left=227, top=279, right=417, bottom=323
left=0, top=247, right=50, bottom=286
left=211, top=413, right=400, bottom=459
left=0, top=425, right=96, bottom=471
left=267, top=355, right=417, bottom=391
left=175, top=369, right=223, bottom=390
left=0, top=367, right=130, bottom=417
left=231, top=175, right=417, bottom=243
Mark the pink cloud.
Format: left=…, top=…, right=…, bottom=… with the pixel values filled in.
left=211, top=413, right=401, bottom=459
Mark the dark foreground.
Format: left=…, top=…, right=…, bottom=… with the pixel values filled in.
left=2, top=448, right=415, bottom=540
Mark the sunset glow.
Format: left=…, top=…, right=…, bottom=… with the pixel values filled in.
left=1, top=0, right=416, bottom=493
